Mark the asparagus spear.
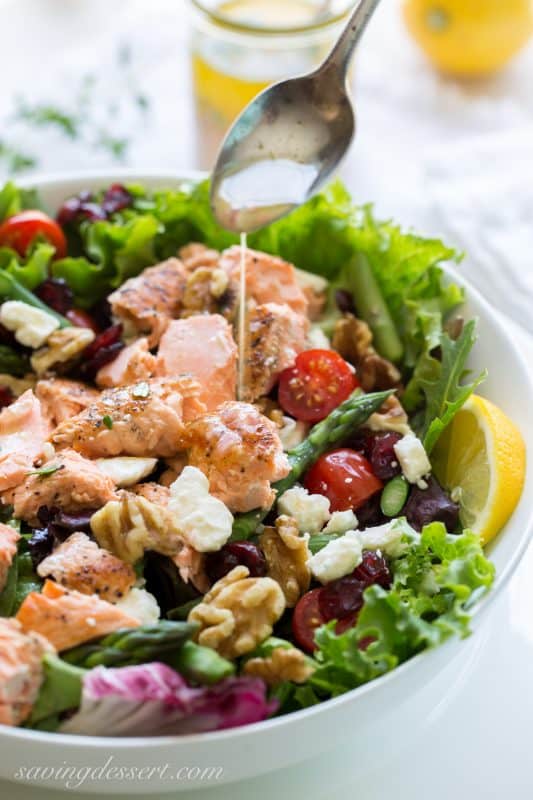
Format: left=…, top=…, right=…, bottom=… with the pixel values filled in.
left=61, top=621, right=199, bottom=669
left=345, top=253, right=403, bottom=363
left=164, top=641, right=235, bottom=685
left=231, top=388, right=394, bottom=541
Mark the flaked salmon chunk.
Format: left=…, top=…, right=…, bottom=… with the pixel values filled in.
left=37, top=532, right=136, bottom=602
left=0, top=390, right=50, bottom=493
left=0, top=618, right=54, bottom=727
left=51, top=377, right=205, bottom=459
left=156, top=315, right=237, bottom=411
left=0, top=523, right=20, bottom=594
left=108, top=257, right=187, bottom=346
left=36, top=378, right=100, bottom=427
left=242, top=302, right=309, bottom=403
left=184, top=401, right=290, bottom=513
left=220, top=246, right=309, bottom=316
left=96, top=337, right=157, bottom=388
left=132, top=481, right=171, bottom=506
left=8, top=449, right=117, bottom=526
left=178, top=242, right=220, bottom=273
left=16, top=580, right=140, bottom=652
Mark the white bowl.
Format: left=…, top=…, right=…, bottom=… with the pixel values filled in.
left=2, top=171, right=532, bottom=795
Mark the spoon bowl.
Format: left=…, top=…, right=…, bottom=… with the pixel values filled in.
left=211, top=0, right=381, bottom=233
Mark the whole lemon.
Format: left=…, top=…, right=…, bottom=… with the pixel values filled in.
left=404, top=0, right=533, bottom=77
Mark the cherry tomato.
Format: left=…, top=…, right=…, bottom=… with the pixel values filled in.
left=292, top=588, right=358, bottom=653
left=0, top=210, right=67, bottom=259
left=278, top=349, right=358, bottom=423
left=304, top=448, right=383, bottom=512
left=66, top=308, right=100, bottom=333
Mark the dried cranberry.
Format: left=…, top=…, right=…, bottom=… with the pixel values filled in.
left=352, top=550, right=391, bottom=589
left=53, top=510, right=94, bottom=534
left=319, top=576, right=366, bottom=621
left=0, top=385, right=14, bottom=409
left=205, top=542, right=267, bottom=584
left=102, top=184, right=133, bottom=215
left=79, top=341, right=124, bottom=380
left=90, top=299, right=113, bottom=331
left=83, top=324, right=122, bottom=360
left=0, top=322, right=18, bottom=347
left=335, top=289, right=355, bottom=314
left=366, top=432, right=403, bottom=480
left=29, top=507, right=97, bottom=568
left=356, top=493, right=386, bottom=530
left=56, top=193, right=107, bottom=226
left=35, top=278, right=74, bottom=315
left=27, top=528, right=54, bottom=569
left=404, top=475, right=460, bottom=532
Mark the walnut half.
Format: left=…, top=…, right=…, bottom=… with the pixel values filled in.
left=31, top=327, right=95, bottom=376
left=188, top=565, right=286, bottom=659
left=260, top=515, right=311, bottom=608
left=332, top=314, right=401, bottom=393
left=244, top=646, right=315, bottom=687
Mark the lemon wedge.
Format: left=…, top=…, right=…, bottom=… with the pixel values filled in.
left=432, top=395, right=526, bottom=545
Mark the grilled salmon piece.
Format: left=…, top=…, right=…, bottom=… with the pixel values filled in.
left=179, top=242, right=220, bottom=273
left=132, top=481, right=171, bottom=506
left=37, top=532, right=136, bottom=602
left=0, top=390, right=50, bottom=493
left=108, top=257, right=187, bottom=346
left=96, top=337, right=157, bottom=388
left=184, top=401, right=290, bottom=513
left=220, top=246, right=309, bottom=316
left=51, top=378, right=205, bottom=459
left=242, top=302, right=309, bottom=402
left=16, top=579, right=141, bottom=651
left=9, top=449, right=116, bottom=526
left=156, top=315, right=237, bottom=411
left=0, top=618, right=53, bottom=726
left=0, top=523, right=20, bottom=594
left=36, top=378, right=100, bottom=427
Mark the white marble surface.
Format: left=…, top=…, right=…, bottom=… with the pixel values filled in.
left=0, top=1, right=532, bottom=797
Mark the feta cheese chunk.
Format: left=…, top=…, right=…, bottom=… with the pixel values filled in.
left=306, top=325, right=331, bottom=350
left=359, top=520, right=410, bottom=558
left=322, top=509, right=358, bottom=535
left=308, top=530, right=362, bottom=584
left=278, top=416, right=308, bottom=451
left=168, top=466, right=233, bottom=553
left=393, top=433, right=431, bottom=487
left=95, top=457, right=157, bottom=488
left=278, top=486, right=330, bottom=535
left=115, top=587, right=160, bottom=624
left=0, top=301, right=59, bottom=348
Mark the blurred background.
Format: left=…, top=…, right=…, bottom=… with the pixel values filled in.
left=0, top=0, right=532, bottom=326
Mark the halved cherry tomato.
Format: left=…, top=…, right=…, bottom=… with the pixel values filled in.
left=304, top=448, right=383, bottom=512
left=278, top=349, right=358, bottom=423
left=0, top=210, right=67, bottom=259
left=292, top=588, right=358, bottom=653
left=66, top=308, right=100, bottom=333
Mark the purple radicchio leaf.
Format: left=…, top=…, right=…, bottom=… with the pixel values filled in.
left=60, top=662, right=277, bottom=736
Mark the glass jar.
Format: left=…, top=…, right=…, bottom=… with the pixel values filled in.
left=189, top=0, right=355, bottom=168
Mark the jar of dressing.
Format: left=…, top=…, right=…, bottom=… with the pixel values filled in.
left=189, top=0, right=356, bottom=168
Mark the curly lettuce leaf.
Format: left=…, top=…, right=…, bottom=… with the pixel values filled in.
left=410, top=319, right=487, bottom=453
left=0, top=242, right=54, bottom=290
left=0, top=181, right=41, bottom=221
left=310, top=523, right=494, bottom=697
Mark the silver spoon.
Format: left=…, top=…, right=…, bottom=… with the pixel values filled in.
left=210, top=0, right=382, bottom=233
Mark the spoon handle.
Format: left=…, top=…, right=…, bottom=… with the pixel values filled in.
left=321, top=0, right=381, bottom=79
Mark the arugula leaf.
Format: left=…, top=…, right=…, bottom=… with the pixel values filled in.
left=412, top=319, right=486, bottom=453
left=13, top=551, right=42, bottom=611
left=0, top=556, right=18, bottom=616
left=0, top=344, right=30, bottom=377
left=310, top=523, right=494, bottom=697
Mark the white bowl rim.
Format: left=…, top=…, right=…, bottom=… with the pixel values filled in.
left=2, top=167, right=532, bottom=749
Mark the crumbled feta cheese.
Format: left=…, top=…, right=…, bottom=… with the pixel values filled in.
left=115, top=588, right=160, bottom=624
left=278, top=486, right=330, bottom=535
left=168, top=466, right=233, bottom=552
left=95, top=457, right=157, bottom=488
left=308, top=530, right=362, bottom=584
left=278, top=416, right=309, bottom=451
left=0, top=301, right=59, bottom=348
left=306, top=325, right=331, bottom=350
left=393, top=433, right=431, bottom=487
left=322, top=509, right=358, bottom=535
left=359, top=520, right=410, bottom=558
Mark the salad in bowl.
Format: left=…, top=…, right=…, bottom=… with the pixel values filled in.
left=0, top=176, right=525, bottom=738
